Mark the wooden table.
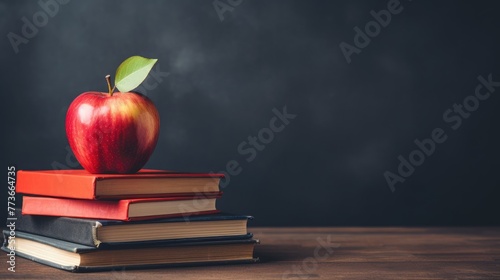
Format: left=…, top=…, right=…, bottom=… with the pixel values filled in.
left=1, top=227, right=499, bottom=279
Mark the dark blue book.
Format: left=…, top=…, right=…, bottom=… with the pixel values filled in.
left=14, top=209, right=252, bottom=247
left=2, top=230, right=259, bottom=272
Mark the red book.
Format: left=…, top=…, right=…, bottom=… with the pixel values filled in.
left=17, top=169, right=224, bottom=200
left=21, top=194, right=221, bottom=221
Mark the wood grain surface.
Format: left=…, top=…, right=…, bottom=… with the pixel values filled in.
left=1, top=227, right=499, bottom=279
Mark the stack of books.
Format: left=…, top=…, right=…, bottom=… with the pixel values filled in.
left=2, top=169, right=258, bottom=272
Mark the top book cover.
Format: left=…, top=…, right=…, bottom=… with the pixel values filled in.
left=17, top=169, right=224, bottom=200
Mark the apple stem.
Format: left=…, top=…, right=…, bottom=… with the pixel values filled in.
left=105, top=75, right=114, bottom=96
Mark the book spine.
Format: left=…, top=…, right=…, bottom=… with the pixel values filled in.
left=22, top=196, right=128, bottom=221
left=17, top=170, right=97, bottom=199
left=14, top=209, right=99, bottom=247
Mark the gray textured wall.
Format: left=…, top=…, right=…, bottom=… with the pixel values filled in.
left=1, top=0, right=499, bottom=226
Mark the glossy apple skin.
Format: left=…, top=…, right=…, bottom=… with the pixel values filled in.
left=65, top=91, right=160, bottom=174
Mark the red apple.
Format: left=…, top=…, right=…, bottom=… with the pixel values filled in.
left=65, top=83, right=160, bottom=174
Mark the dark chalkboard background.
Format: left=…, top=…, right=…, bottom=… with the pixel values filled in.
left=1, top=0, right=499, bottom=226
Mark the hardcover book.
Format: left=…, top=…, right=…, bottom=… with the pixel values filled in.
left=17, top=169, right=224, bottom=199
left=2, top=230, right=259, bottom=272
left=22, top=194, right=221, bottom=221
left=14, top=208, right=253, bottom=247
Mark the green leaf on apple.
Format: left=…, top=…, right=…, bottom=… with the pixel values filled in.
left=114, top=56, right=158, bottom=93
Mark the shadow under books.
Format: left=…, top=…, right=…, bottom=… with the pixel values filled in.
left=254, top=244, right=315, bottom=263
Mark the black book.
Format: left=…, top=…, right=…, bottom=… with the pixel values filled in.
left=14, top=208, right=253, bottom=247
left=2, top=230, right=259, bottom=272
